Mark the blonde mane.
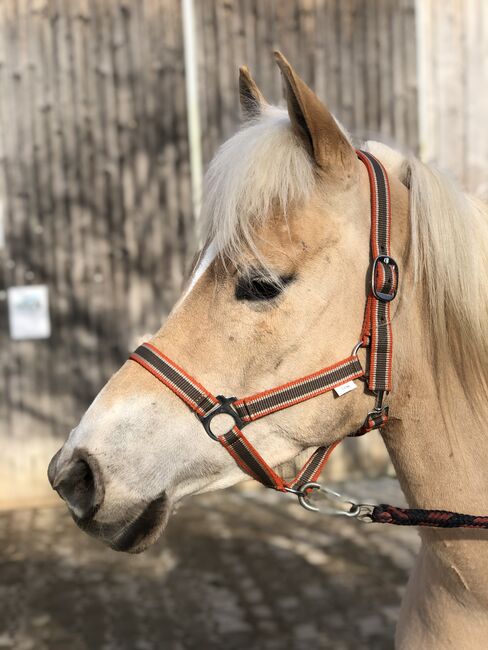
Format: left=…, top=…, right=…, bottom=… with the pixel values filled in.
left=201, top=108, right=488, bottom=407
left=405, top=155, right=488, bottom=407
left=200, top=105, right=316, bottom=266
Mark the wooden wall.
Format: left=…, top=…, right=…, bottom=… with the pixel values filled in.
left=417, top=0, right=488, bottom=195
left=0, top=0, right=193, bottom=503
left=195, top=0, right=418, bottom=165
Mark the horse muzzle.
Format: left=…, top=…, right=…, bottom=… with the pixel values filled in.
left=48, top=447, right=170, bottom=553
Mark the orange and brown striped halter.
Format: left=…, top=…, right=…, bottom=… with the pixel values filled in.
left=129, top=150, right=398, bottom=493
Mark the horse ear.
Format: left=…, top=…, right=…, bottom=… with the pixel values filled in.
left=239, top=65, right=267, bottom=120
left=274, top=51, right=355, bottom=174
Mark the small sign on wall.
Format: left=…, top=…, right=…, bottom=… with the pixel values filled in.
left=7, top=285, right=51, bottom=340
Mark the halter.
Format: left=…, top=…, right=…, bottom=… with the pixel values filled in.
left=130, top=150, right=398, bottom=493
left=128, top=149, right=488, bottom=530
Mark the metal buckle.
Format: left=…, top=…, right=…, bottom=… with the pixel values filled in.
left=352, top=341, right=365, bottom=357
left=198, top=395, right=246, bottom=440
left=351, top=341, right=369, bottom=383
left=287, top=482, right=375, bottom=520
left=371, top=255, right=398, bottom=302
left=364, top=391, right=389, bottom=427
left=373, top=390, right=385, bottom=412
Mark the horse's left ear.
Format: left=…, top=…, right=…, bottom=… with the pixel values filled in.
left=274, top=51, right=356, bottom=175
left=239, top=65, right=267, bottom=120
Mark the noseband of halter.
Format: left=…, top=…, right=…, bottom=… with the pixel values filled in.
left=129, top=150, right=399, bottom=493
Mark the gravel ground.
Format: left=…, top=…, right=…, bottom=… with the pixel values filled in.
left=0, top=478, right=419, bottom=650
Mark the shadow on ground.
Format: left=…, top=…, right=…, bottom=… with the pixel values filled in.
left=0, top=479, right=419, bottom=650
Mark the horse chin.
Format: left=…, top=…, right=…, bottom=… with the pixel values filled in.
left=74, top=493, right=171, bottom=554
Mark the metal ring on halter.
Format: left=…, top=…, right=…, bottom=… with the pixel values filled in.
left=373, top=390, right=385, bottom=412
left=198, top=395, right=246, bottom=440
left=356, top=504, right=375, bottom=522
left=371, top=255, right=399, bottom=302
left=352, top=341, right=365, bottom=357
left=352, top=341, right=369, bottom=382
left=283, top=486, right=303, bottom=496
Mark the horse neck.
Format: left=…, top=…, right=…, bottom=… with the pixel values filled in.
left=386, top=311, right=488, bottom=516
left=383, top=196, right=488, bottom=608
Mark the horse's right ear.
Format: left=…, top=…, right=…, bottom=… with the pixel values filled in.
left=239, top=65, right=267, bottom=120
left=274, top=51, right=356, bottom=176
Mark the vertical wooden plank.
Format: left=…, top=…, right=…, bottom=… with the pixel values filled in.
left=364, top=0, right=380, bottom=137
left=168, top=0, right=193, bottom=287
left=7, top=0, right=40, bottom=488
left=75, top=0, right=109, bottom=397
left=312, top=0, right=327, bottom=104
left=391, top=0, right=406, bottom=147
left=297, top=0, right=315, bottom=86
left=416, top=0, right=488, bottom=190
left=0, top=1, right=11, bottom=450
left=351, top=0, right=366, bottom=138
left=402, top=0, right=418, bottom=152
left=325, top=0, right=341, bottom=115
left=36, top=0, right=64, bottom=442
left=436, top=0, right=464, bottom=178
left=0, top=3, right=20, bottom=491
left=377, top=0, right=393, bottom=141
left=338, top=0, right=354, bottom=129
left=24, top=0, right=56, bottom=463
left=463, top=0, right=488, bottom=193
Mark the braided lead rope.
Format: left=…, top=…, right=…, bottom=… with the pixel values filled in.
left=294, top=483, right=488, bottom=529
left=371, top=505, right=488, bottom=529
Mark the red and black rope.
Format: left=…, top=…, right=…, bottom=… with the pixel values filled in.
left=372, top=505, right=488, bottom=529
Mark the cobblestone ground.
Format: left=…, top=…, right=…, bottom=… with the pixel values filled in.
left=0, top=478, right=419, bottom=650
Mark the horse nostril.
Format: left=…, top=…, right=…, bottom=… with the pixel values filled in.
left=53, top=456, right=102, bottom=520
left=47, top=448, right=62, bottom=487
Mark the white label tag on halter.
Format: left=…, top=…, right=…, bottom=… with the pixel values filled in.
left=334, top=380, right=357, bottom=397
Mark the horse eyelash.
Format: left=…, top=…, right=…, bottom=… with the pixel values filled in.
left=235, top=273, right=295, bottom=301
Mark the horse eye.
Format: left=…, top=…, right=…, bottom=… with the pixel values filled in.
left=235, top=273, right=295, bottom=301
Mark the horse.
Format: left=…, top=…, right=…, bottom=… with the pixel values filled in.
left=48, top=52, right=488, bottom=648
